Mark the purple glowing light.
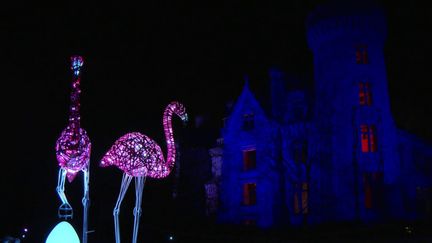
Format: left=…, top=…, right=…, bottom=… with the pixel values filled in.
left=100, top=101, right=187, bottom=178
left=56, top=55, right=91, bottom=182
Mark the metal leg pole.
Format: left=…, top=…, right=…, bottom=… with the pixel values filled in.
left=132, top=176, right=145, bottom=243
left=113, top=173, right=132, bottom=243
left=57, top=168, right=73, bottom=219
left=82, top=168, right=90, bottom=243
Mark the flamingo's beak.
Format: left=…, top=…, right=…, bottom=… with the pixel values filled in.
left=182, top=114, right=188, bottom=127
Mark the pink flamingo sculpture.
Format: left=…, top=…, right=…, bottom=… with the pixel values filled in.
left=100, top=101, right=187, bottom=243
left=55, top=56, right=91, bottom=243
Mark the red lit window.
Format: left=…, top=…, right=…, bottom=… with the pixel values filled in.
left=243, top=149, right=256, bottom=171
left=360, top=125, right=377, bottom=152
left=359, top=82, right=372, bottom=105
left=363, top=172, right=383, bottom=209
left=243, top=183, right=257, bottom=206
left=356, top=45, right=368, bottom=64
left=294, top=182, right=309, bottom=214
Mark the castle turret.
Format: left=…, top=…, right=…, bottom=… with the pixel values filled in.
left=306, top=0, right=402, bottom=222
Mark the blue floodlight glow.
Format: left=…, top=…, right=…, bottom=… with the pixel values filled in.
left=46, top=221, right=80, bottom=243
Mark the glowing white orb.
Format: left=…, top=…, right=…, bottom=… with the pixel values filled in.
left=46, top=221, right=80, bottom=243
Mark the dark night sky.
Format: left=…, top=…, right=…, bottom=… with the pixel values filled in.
left=2, top=0, right=431, bottom=241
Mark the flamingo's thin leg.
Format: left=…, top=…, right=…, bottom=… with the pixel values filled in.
left=56, top=168, right=67, bottom=204
left=56, top=168, right=73, bottom=219
left=132, top=176, right=146, bottom=243
left=114, top=173, right=132, bottom=243
left=82, top=167, right=90, bottom=243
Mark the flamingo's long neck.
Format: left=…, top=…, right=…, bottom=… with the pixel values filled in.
left=68, top=66, right=82, bottom=136
left=163, top=104, right=176, bottom=169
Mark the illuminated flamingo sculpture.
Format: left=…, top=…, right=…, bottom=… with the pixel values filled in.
left=100, top=101, right=187, bottom=243
left=55, top=56, right=91, bottom=243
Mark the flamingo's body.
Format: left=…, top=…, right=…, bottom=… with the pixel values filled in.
left=55, top=56, right=91, bottom=243
left=56, top=126, right=91, bottom=181
left=100, top=101, right=187, bottom=243
left=101, top=132, right=170, bottom=177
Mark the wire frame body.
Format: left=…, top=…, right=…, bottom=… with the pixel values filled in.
left=100, top=101, right=187, bottom=179
left=56, top=128, right=91, bottom=181
left=101, top=132, right=164, bottom=177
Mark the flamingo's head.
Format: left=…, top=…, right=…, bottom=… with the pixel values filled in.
left=181, top=113, right=188, bottom=126
left=70, top=55, right=84, bottom=76
left=171, top=101, right=188, bottom=125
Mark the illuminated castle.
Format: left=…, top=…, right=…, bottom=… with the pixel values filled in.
left=205, top=1, right=432, bottom=227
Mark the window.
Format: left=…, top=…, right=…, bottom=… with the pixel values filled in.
left=242, top=113, right=254, bottom=130
left=294, top=182, right=309, bottom=214
left=293, top=140, right=308, bottom=164
left=355, top=45, right=368, bottom=64
left=363, top=172, right=383, bottom=209
left=243, top=183, right=257, bottom=206
left=205, top=183, right=218, bottom=216
left=359, top=82, right=372, bottom=105
left=360, top=125, right=377, bottom=152
left=243, top=149, right=256, bottom=171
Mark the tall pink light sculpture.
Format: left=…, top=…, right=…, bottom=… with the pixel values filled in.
left=100, top=101, right=187, bottom=243
left=55, top=56, right=91, bottom=243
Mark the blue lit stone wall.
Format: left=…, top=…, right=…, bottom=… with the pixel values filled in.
left=216, top=1, right=432, bottom=227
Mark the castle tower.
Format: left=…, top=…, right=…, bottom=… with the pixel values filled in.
left=306, top=1, right=401, bottom=222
